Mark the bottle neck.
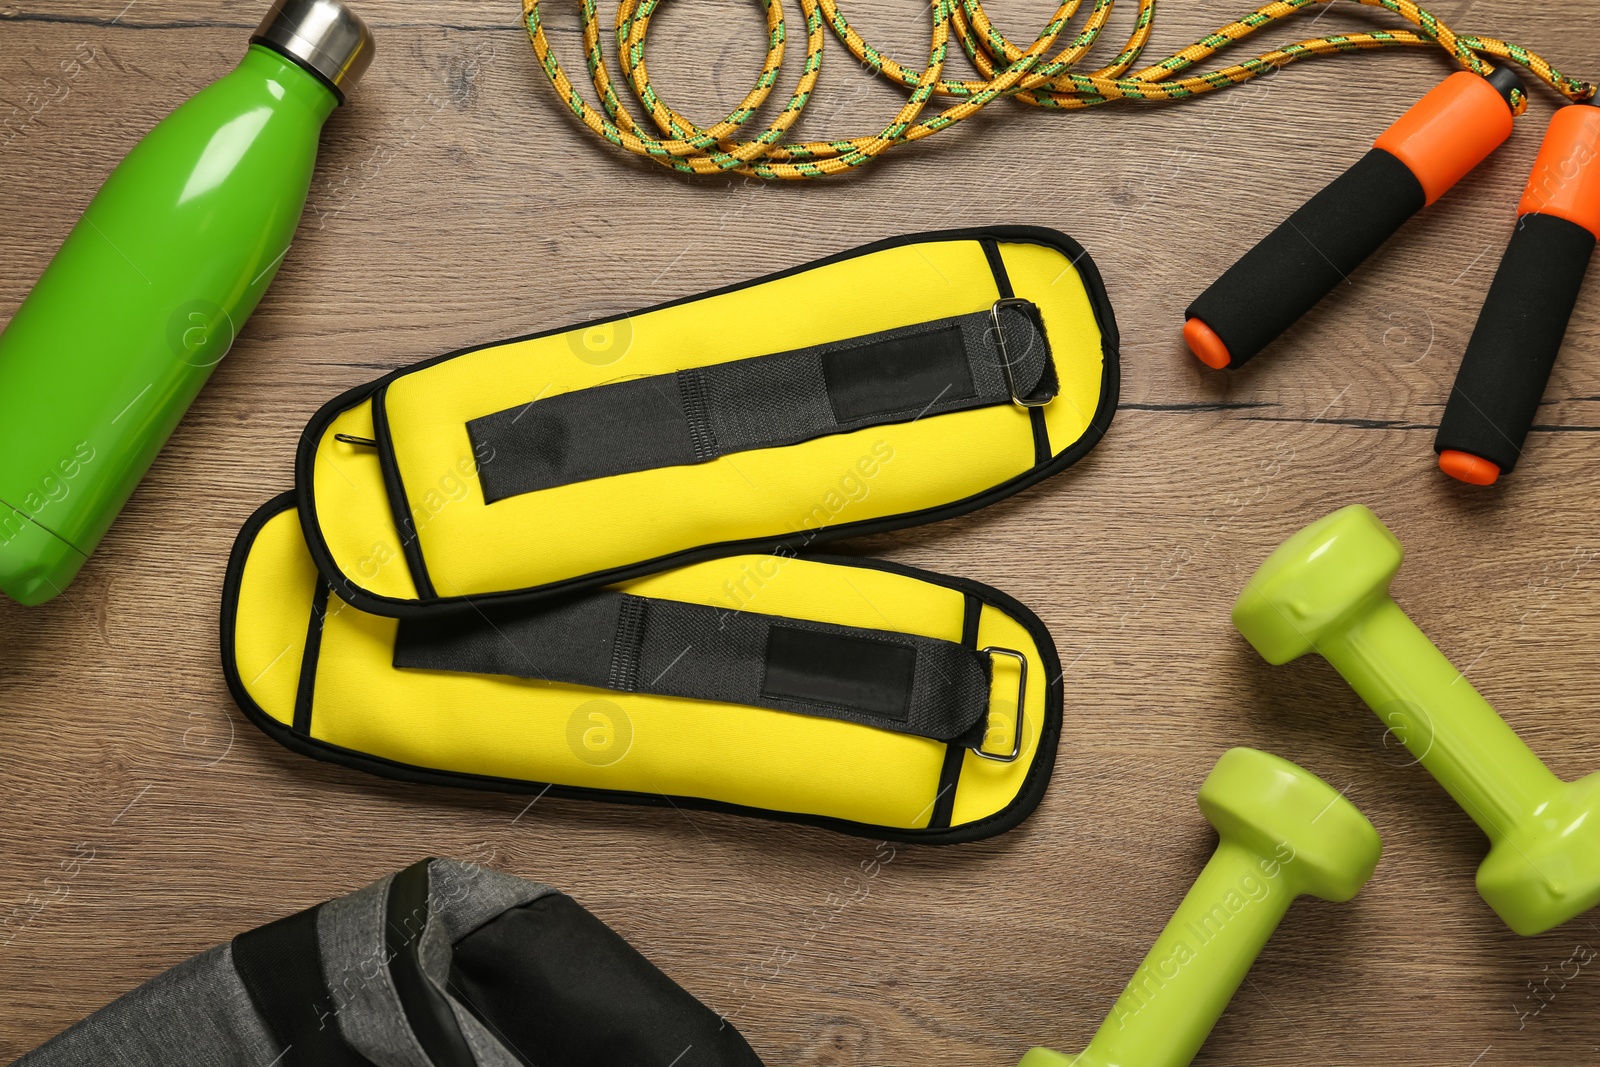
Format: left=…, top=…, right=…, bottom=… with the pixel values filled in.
left=236, top=43, right=341, bottom=124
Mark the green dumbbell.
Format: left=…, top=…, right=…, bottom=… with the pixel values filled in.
left=1021, top=747, right=1381, bottom=1067
left=1235, top=504, right=1600, bottom=936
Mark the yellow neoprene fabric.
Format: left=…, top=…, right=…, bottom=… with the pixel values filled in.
left=312, top=402, right=418, bottom=602
left=231, top=506, right=319, bottom=722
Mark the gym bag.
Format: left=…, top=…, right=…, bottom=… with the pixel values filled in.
left=16, top=857, right=762, bottom=1066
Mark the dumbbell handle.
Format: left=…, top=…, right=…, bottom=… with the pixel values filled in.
left=1022, top=747, right=1380, bottom=1061
left=1020, top=840, right=1294, bottom=1067
left=1315, top=595, right=1560, bottom=836
left=1437, top=102, right=1600, bottom=484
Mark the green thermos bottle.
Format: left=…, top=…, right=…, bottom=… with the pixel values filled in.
left=0, top=0, right=373, bottom=606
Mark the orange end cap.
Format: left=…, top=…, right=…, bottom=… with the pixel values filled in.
left=1374, top=71, right=1514, bottom=206
left=1439, top=449, right=1501, bottom=486
left=1519, top=104, right=1600, bottom=240
left=1184, top=317, right=1231, bottom=370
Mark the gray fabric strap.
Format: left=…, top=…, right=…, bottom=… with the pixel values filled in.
left=468, top=300, right=1055, bottom=503
left=393, top=592, right=994, bottom=743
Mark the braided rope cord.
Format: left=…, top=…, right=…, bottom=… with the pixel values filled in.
left=522, top=0, right=1596, bottom=179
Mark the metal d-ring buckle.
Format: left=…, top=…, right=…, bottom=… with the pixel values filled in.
left=989, top=298, right=1054, bottom=409
left=971, top=646, right=1027, bottom=763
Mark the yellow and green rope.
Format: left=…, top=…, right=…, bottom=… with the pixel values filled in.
left=521, top=0, right=1596, bottom=179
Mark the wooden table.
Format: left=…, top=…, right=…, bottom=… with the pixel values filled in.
left=3, top=1, right=1599, bottom=1062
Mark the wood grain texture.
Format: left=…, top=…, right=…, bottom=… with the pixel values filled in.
left=2, top=0, right=1600, bottom=1062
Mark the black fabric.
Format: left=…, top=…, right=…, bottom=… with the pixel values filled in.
left=1186, top=147, right=1426, bottom=366
left=928, top=591, right=984, bottom=829
left=386, top=860, right=478, bottom=1067
left=761, top=624, right=917, bottom=721
left=231, top=904, right=380, bottom=1067
left=374, top=387, right=437, bottom=599
left=471, top=377, right=702, bottom=500
left=822, top=323, right=973, bottom=420
left=292, top=578, right=330, bottom=734
left=468, top=304, right=1051, bottom=503
left=392, top=590, right=991, bottom=742
left=982, top=236, right=1055, bottom=465
left=1436, top=212, right=1596, bottom=473
left=395, top=593, right=624, bottom=691
left=448, top=893, right=764, bottom=1067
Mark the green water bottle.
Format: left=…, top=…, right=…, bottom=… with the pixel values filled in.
left=0, top=0, right=373, bottom=606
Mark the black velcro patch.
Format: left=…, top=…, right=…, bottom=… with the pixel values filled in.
left=762, top=625, right=916, bottom=721
left=822, top=324, right=975, bottom=422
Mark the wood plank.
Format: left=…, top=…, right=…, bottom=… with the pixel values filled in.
left=2, top=0, right=1598, bottom=1062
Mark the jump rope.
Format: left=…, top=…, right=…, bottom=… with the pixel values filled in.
left=521, top=0, right=1591, bottom=178
left=523, top=0, right=1600, bottom=488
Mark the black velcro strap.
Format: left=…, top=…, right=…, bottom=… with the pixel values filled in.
left=231, top=905, right=380, bottom=1067
left=468, top=302, right=1055, bottom=503
left=393, top=591, right=993, bottom=742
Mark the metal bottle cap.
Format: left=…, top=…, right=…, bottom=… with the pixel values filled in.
left=252, top=0, right=375, bottom=101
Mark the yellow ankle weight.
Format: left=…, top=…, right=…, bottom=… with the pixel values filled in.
left=294, top=227, right=1117, bottom=615
left=222, top=493, right=1062, bottom=841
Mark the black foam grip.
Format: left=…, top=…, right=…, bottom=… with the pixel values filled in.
left=1435, top=212, right=1596, bottom=473
left=1186, top=148, right=1426, bottom=366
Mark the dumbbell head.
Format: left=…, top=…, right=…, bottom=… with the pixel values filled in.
left=1480, top=772, right=1600, bottom=936
left=1233, top=505, right=1403, bottom=665
left=1201, top=748, right=1382, bottom=902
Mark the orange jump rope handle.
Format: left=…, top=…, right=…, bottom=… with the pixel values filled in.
left=1184, top=70, right=1519, bottom=371
left=1435, top=103, right=1600, bottom=485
